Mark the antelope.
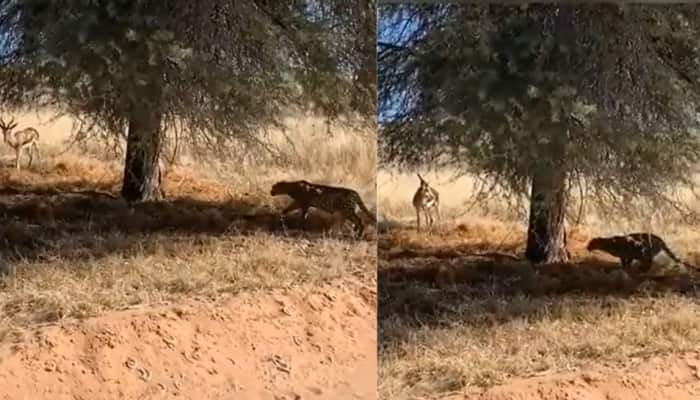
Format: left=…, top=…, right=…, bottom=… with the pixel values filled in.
left=413, top=173, right=440, bottom=231
left=0, top=117, right=39, bottom=171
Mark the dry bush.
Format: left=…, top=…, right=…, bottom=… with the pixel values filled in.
left=182, top=116, right=377, bottom=206
left=378, top=166, right=700, bottom=245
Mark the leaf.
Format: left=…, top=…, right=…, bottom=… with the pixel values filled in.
left=125, top=29, right=138, bottom=42
left=152, top=30, right=175, bottom=42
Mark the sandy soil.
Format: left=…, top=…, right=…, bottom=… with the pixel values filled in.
left=0, top=277, right=377, bottom=400
left=460, top=353, right=700, bottom=400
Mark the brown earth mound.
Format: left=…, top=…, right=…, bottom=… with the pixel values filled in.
left=462, top=352, right=700, bottom=400
left=0, top=277, right=376, bottom=400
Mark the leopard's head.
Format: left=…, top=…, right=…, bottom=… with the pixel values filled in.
left=270, top=181, right=292, bottom=196
left=586, top=237, right=605, bottom=252
left=270, top=180, right=311, bottom=196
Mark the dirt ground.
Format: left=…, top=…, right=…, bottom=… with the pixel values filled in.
left=0, top=277, right=376, bottom=400
left=463, top=352, right=700, bottom=400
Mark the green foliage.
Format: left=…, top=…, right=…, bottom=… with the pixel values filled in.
left=0, top=0, right=375, bottom=154
left=378, top=4, right=700, bottom=213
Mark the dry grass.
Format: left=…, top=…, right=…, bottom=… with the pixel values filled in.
left=0, top=111, right=376, bottom=342
left=378, top=167, right=700, bottom=399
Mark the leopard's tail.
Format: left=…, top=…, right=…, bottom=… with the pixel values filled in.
left=659, top=241, right=682, bottom=263
left=657, top=240, right=694, bottom=274
left=682, top=262, right=699, bottom=273
left=353, top=193, right=377, bottom=222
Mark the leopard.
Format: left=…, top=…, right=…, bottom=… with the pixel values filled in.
left=270, top=180, right=376, bottom=237
left=586, top=232, right=688, bottom=275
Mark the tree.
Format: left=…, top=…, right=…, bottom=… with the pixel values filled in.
left=0, top=0, right=376, bottom=202
left=378, top=4, right=700, bottom=263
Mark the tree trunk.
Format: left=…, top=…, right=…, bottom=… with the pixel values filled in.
left=121, top=104, right=164, bottom=202
left=525, top=164, right=569, bottom=264
left=524, top=6, right=575, bottom=264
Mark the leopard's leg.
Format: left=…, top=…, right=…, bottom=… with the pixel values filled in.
left=282, top=201, right=301, bottom=215
left=620, top=258, right=631, bottom=268
left=280, top=201, right=303, bottom=228
left=346, top=211, right=364, bottom=239
left=640, top=256, right=654, bottom=273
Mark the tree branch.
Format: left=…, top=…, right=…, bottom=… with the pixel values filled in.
left=377, top=41, right=412, bottom=53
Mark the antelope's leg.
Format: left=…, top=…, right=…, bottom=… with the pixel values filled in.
left=27, top=146, right=33, bottom=168
left=32, top=142, right=39, bottom=164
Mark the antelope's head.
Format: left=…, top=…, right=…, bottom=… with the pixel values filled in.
left=0, top=117, right=18, bottom=142
left=416, top=173, right=430, bottom=191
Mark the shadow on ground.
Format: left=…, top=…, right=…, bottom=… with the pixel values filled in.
left=0, top=181, right=374, bottom=265
left=378, top=224, right=700, bottom=347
